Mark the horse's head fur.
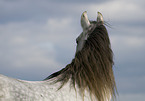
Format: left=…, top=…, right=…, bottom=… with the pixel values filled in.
left=45, top=11, right=117, bottom=101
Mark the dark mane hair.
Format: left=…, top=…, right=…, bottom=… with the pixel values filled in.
left=44, top=24, right=117, bottom=101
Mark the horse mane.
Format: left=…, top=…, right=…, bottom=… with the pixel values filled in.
left=45, top=24, right=117, bottom=101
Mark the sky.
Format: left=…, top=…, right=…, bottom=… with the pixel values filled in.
left=0, top=0, right=145, bottom=101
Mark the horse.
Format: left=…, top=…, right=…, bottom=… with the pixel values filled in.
left=0, top=11, right=117, bottom=101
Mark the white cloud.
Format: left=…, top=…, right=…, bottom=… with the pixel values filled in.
left=110, top=33, right=145, bottom=69
left=111, top=35, right=145, bottom=50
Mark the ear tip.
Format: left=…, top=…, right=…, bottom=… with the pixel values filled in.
left=97, top=11, right=104, bottom=23
left=97, top=12, right=102, bottom=15
left=97, top=12, right=103, bottom=18
left=82, top=11, right=87, bottom=15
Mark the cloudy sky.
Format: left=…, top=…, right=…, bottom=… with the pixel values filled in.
left=0, top=0, right=145, bottom=101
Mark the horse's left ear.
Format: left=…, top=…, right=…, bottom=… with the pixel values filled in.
left=81, top=11, right=90, bottom=30
left=97, top=12, right=104, bottom=24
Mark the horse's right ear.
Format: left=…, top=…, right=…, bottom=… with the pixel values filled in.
left=97, top=12, right=104, bottom=24
left=81, top=11, right=90, bottom=30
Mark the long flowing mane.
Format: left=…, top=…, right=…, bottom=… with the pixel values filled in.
left=45, top=24, right=117, bottom=101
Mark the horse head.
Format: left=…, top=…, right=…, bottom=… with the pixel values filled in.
left=76, top=11, right=104, bottom=53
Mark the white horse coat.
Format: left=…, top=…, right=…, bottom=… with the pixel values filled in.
left=0, top=74, right=91, bottom=101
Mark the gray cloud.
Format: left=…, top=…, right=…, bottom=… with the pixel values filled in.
left=117, top=93, right=145, bottom=101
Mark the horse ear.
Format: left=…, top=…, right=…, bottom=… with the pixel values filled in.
left=97, top=12, right=104, bottom=24
left=81, top=11, right=90, bottom=30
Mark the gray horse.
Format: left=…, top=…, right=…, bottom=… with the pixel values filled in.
left=0, top=11, right=117, bottom=101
